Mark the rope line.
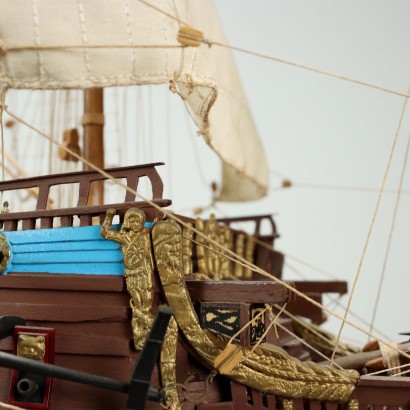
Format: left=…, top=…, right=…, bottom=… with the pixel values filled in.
left=275, top=317, right=344, bottom=370
left=245, top=304, right=287, bottom=358
left=138, top=0, right=410, bottom=99
left=272, top=182, right=410, bottom=195
left=369, top=126, right=410, bottom=337
left=285, top=261, right=391, bottom=342
left=368, top=361, right=410, bottom=377
left=0, top=402, right=25, bottom=410
left=331, top=83, right=410, bottom=364
left=3, top=102, right=410, bottom=365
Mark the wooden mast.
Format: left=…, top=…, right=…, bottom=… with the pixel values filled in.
left=83, top=88, right=104, bottom=205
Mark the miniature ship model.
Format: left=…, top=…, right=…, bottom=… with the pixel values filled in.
left=0, top=165, right=409, bottom=409
left=1, top=1, right=410, bottom=409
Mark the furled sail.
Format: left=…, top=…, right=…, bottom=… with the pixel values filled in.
left=0, top=0, right=268, bottom=201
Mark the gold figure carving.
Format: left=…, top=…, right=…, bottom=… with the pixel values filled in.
left=17, top=335, right=46, bottom=361
left=160, top=317, right=180, bottom=410
left=234, top=233, right=245, bottom=278
left=220, top=224, right=233, bottom=279
left=0, top=235, right=11, bottom=273
left=101, top=208, right=154, bottom=350
left=152, top=219, right=359, bottom=402
left=244, top=235, right=255, bottom=279
left=182, top=223, right=193, bottom=275
left=195, top=214, right=232, bottom=280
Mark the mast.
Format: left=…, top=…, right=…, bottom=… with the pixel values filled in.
left=82, top=88, right=105, bottom=205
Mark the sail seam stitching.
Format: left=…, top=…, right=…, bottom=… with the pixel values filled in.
left=123, top=0, right=137, bottom=78
left=31, top=0, right=45, bottom=82
left=77, top=0, right=92, bottom=80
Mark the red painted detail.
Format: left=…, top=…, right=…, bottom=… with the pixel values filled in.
left=8, top=326, right=55, bottom=410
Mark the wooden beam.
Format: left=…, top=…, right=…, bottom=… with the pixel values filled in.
left=83, top=88, right=104, bottom=205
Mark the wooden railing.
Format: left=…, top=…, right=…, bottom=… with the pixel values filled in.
left=0, top=163, right=171, bottom=230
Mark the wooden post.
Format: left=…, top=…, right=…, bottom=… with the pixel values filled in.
left=83, top=88, right=104, bottom=205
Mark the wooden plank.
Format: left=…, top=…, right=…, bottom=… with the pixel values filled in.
left=7, top=263, right=124, bottom=275
left=0, top=302, right=128, bottom=322
left=0, top=322, right=133, bottom=355
left=0, top=199, right=171, bottom=222
left=0, top=288, right=129, bottom=305
left=350, top=375, right=410, bottom=406
left=292, top=281, right=348, bottom=295
left=0, top=327, right=132, bottom=356
left=186, top=280, right=289, bottom=304
left=0, top=162, right=165, bottom=189
left=0, top=273, right=125, bottom=291
left=287, top=293, right=325, bottom=324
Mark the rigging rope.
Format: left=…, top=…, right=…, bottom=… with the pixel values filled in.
left=285, top=261, right=391, bottom=341
left=134, top=0, right=410, bottom=99
left=369, top=128, right=410, bottom=337
left=0, top=401, right=25, bottom=410
left=331, top=83, right=410, bottom=364
left=274, top=316, right=344, bottom=370
left=272, top=182, right=410, bottom=195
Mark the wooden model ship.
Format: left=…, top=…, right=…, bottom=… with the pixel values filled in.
left=0, top=164, right=409, bottom=409
left=1, top=1, right=410, bottom=409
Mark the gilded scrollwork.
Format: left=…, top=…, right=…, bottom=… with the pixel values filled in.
left=152, top=219, right=359, bottom=402
left=182, top=223, right=193, bottom=276
left=0, top=234, right=11, bottom=273
left=160, top=317, right=180, bottom=410
left=101, top=208, right=154, bottom=351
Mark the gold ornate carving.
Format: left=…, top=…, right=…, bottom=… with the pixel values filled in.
left=17, top=335, right=45, bottom=361
left=0, top=234, right=11, bottom=273
left=282, top=398, right=293, bottom=410
left=152, top=219, right=359, bottom=402
left=195, top=214, right=232, bottom=280
left=244, top=235, right=255, bottom=279
left=234, top=233, right=245, bottom=278
left=160, top=317, right=180, bottom=410
left=348, top=399, right=359, bottom=410
left=101, top=208, right=154, bottom=350
left=182, top=223, right=193, bottom=275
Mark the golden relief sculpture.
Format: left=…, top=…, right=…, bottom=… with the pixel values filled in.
left=152, top=219, right=359, bottom=402
left=244, top=235, right=255, bottom=279
left=101, top=208, right=154, bottom=351
left=160, top=317, right=180, bottom=410
left=234, top=233, right=245, bottom=278
left=195, top=214, right=232, bottom=280
left=17, top=335, right=46, bottom=361
left=233, top=233, right=255, bottom=279
left=182, top=223, right=193, bottom=275
left=101, top=208, right=181, bottom=409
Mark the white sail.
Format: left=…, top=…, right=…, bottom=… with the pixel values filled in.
left=0, top=0, right=268, bottom=201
